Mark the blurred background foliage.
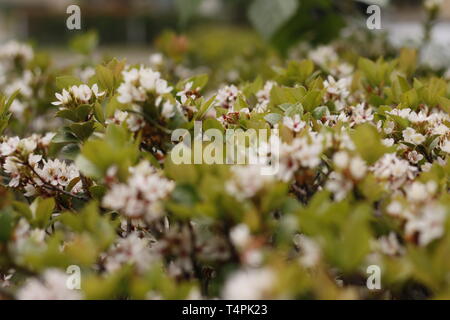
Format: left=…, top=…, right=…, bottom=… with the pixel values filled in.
left=2, top=0, right=449, bottom=83
left=0, top=1, right=444, bottom=49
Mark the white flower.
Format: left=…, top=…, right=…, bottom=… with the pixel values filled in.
left=40, top=132, right=56, bottom=147
left=431, top=124, right=448, bottom=136
left=155, top=78, right=172, bottom=96
left=72, top=84, right=92, bottom=103
left=24, top=184, right=37, bottom=197
left=441, top=139, right=450, bottom=153
left=215, top=85, right=240, bottom=110
left=334, top=62, right=354, bottom=77
left=118, top=66, right=172, bottom=105
left=91, top=83, right=105, bottom=98
left=408, top=111, right=429, bottom=123
left=323, top=76, right=350, bottom=101
left=350, top=103, right=373, bottom=125
left=326, top=172, right=353, bottom=201
left=406, top=181, right=435, bottom=203
left=18, top=137, right=37, bottom=154
left=293, top=234, right=321, bottom=268
left=35, top=159, right=81, bottom=190
left=407, top=150, right=424, bottom=164
left=377, top=232, right=404, bottom=256
left=139, top=68, right=161, bottom=90
left=222, top=268, right=275, bottom=300
left=384, top=121, right=395, bottom=134
left=28, top=154, right=42, bottom=167
left=226, top=165, right=272, bottom=200
left=161, top=100, right=179, bottom=119
left=371, top=153, right=417, bottom=189
left=291, top=136, right=323, bottom=169
left=0, top=137, right=20, bottom=156
left=176, top=82, right=195, bottom=104
left=107, top=110, right=129, bottom=125
left=78, top=67, right=95, bottom=82
left=274, top=134, right=325, bottom=182
left=283, top=114, right=305, bottom=132
left=349, top=156, right=367, bottom=180
left=3, top=157, right=21, bottom=187
left=5, top=72, right=33, bottom=98
left=102, top=161, right=174, bottom=220
left=382, top=138, right=394, bottom=147
left=388, top=108, right=412, bottom=119
left=405, top=204, right=446, bottom=246
left=254, top=81, right=275, bottom=113
left=126, top=114, right=145, bottom=132
left=333, top=151, right=349, bottom=169
left=104, top=233, right=157, bottom=273
left=17, top=269, right=83, bottom=300
left=0, top=41, right=33, bottom=62
left=386, top=201, right=403, bottom=216
left=149, top=53, right=164, bottom=67
left=51, top=89, right=71, bottom=106
left=308, top=45, right=338, bottom=67
left=9, top=99, right=26, bottom=117
left=122, top=68, right=140, bottom=83
left=230, top=224, right=250, bottom=249
left=402, top=128, right=425, bottom=145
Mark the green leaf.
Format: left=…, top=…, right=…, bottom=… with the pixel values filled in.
left=31, top=197, right=55, bottom=228
left=61, top=143, right=81, bottom=160
left=0, top=209, right=14, bottom=242
left=400, top=89, right=419, bottom=108
left=177, top=74, right=209, bottom=92
left=175, top=0, right=204, bottom=26
left=270, top=85, right=306, bottom=106
left=12, top=201, right=33, bottom=220
left=69, top=121, right=96, bottom=141
left=276, top=60, right=315, bottom=85
left=398, top=48, right=417, bottom=78
left=76, top=124, right=139, bottom=180
left=0, top=90, right=20, bottom=134
left=264, top=113, right=283, bottom=125
left=301, top=90, right=323, bottom=112
left=194, top=95, right=215, bottom=120
left=248, top=0, right=299, bottom=40
left=351, top=123, right=392, bottom=165
left=56, top=75, right=83, bottom=90
left=89, top=185, right=107, bottom=200
left=94, top=102, right=105, bottom=124
left=69, top=31, right=98, bottom=55
left=312, top=106, right=329, bottom=119
left=95, top=65, right=114, bottom=93
left=52, top=129, right=79, bottom=144
left=3, top=90, right=21, bottom=114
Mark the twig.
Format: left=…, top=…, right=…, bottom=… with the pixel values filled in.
left=22, top=161, right=89, bottom=201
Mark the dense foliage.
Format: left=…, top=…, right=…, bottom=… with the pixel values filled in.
left=0, top=23, right=449, bottom=300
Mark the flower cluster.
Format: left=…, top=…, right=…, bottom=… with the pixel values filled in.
left=102, top=161, right=175, bottom=221
left=0, top=41, right=35, bottom=118
left=16, top=269, right=82, bottom=300
left=0, top=34, right=449, bottom=301
left=52, top=84, right=105, bottom=108
left=117, top=66, right=172, bottom=105
left=0, top=134, right=83, bottom=197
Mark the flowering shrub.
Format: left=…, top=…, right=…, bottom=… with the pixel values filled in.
left=0, top=35, right=449, bottom=300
